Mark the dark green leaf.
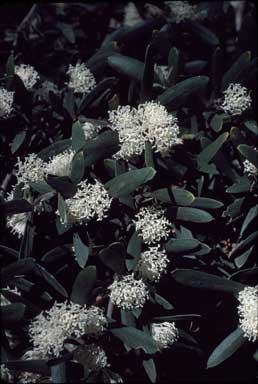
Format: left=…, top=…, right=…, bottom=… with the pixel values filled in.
left=57, top=193, right=68, bottom=224
left=176, top=207, right=214, bottom=223
left=222, top=51, right=251, bottom=91
left=71, top=265, right=97, bottom=305
left=207, top=328, right=246, bottom=368
left=190, top=197, right=224, bottom=209
left=240, top=205, right=258, bottom=237
left=154, top=293, right=173, bottom=310
left=47, top=176, right=76, bottom=199
left=84, top=131, right=119, bottom=167
left=99, top=242, right=126, bottom=274
left=10, top=131, right=26, bottom=154
left=244, top=120, right=258, bottom=136
left=145, top=141, right=155, bottom=168
left=230, top=231, right=258, bottom=259
left=152, top=187, right=195, bottom=206
left=198, top=132, right=228, bottom=164
left=105, top=167, right=156, bottom=198
left=141, top=44, right=155, bottom=101
left=2, top=303, right=26, bottom=328
left=158, top=76, right=209, bottom=111
left=238, top=144, right=258, bottom=168
left=187, top=20, right=219, bottom=46
left=143, top=359, right=157, bottom=383
left=73, top=233, right=89, bottom=269
left=72, top=121, right=86, bottom=152
left=165, top=239, right=200, bottom=253
left=108, top=55, right=144, bottom=82
left=37, top=139, right=71, bottom=161
left=34, top=264, right=68, bottom=297
left=172, top=269, right=245, bottom=295
left=168, top=47, right=179, bottom=85
left=111, top=327, right=158, bottom=354
left=71, top=151, right=85, bottom=184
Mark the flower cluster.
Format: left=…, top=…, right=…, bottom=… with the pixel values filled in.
left=66, top=63, right=96, bottom=93
left=0, top=364, right=12, bottom=383
left=151, top=322, right=179, bottom=349
left=0, top=87, right=14, bottom=118
left=243, top=159, right=257, bottom=177
left=82, top=121, right=101, bottom=141
left=65, top=179, right=112, bottom=224
left=15, top=153, right=46, bottom=189
left=15, top=64, right=39, bottom=90
left=221, top=83, right=251, bottom=115
left=237, top=286, right=258, bottom=342
left=6, top=211, right=28, bottom=238
left=165, top=1, right=199, bottom=23
left=74, top=344, right=108, bottom=373
left=136, top=246, right=169, bottom=282
left=109, top=274, right=149, bottom=310
left=29, top=302, right=107, bottom=357
left=45, top=149, right=75, bottom=177
left=134, top=205, right=171, bottom=244
left=108, top=102, right=181, bottom=160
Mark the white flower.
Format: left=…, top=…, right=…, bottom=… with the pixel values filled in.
left=109, top=274, right=149, bottom=310
left=165, top=1, right=199, bottom=23
left=221, top=83, right=251, bottom=115
left=75, top=344, right=108, bottom=372
left=237, top=286, right=258, bottom=342
left=0, top=364, right=13, bottom=383
left=66, top=63, right=96, bottom=93
left=151, top=322, right=179, bottom=349
left=64, top=179, right=112, bottom=224
left=7, top=212, right=28, bottom=238
left=0, top=87, right=14, bottom=118
left=15, top=153, right=46, bottom=189
left=134, top=205, right=171, bottom=244
left=15, top=64, right=39, bottom=90
left=109, top=102, right=181, bottom=160
left=82, top=121, right=101, bottom=141
left=243, top=159, right=257, bottom=177
left=138, top=101, right=182, bottom=154
left=29, top=302, right=107, bottom=358
left=1, top=286, right=21, bottom=306
left=45, top=150, right=75, bottom=177
left=136, top=246, right=169, bottom=282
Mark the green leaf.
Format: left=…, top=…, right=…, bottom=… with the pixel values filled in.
left=240, top=205, right=258, bottom=237
left=57, top=193, right=68, bottom=224
left=6, top=52, right=14, bottom=89
left=72, top=121, right=86, bottom=152
left=190, top=197, right=224, bottom=210
left=73, top=233, right=89, bottom=269
left=187, top=21, right=219, bottom=46
left=70, top=151, right=85, bottom=184
left=63, top=88, right=75, bottom=120
left=105, top=167, right=156, bottom=198
left=229, top=231, right=258, bottom=259
left=108, top=54, right=144, bottom=82
left=207, top=328, right=246, bottom=368
left=126, top=232, right=142, bottom=271
left=152, top=187, right=194, bottom=206
left=226, top=178, right=251, bottom=194
left=238, top=144, right=258, bottom=168
left=210, top=114, right=225, bottom=133
left=143, top=359, right=157, bottom=383
left=145, top=141, right=155, bottom=168
left=158, top=76, right=209, bottom=111
left=111, top=327, right=158, bottom=354
left=84, top=131, right=119, bottom=167
left=165, top=239, right=200, bottom=253
left=244, top=120, right=258, bottom=136
left=19, top=218, right=35, bottom=259
left=152, top=314, right=201, bottom=322
left=47, top=176, right=77, bottom=199
left=168, top=47, right=179, bottom=85
left=177, top=207, right=214, bottom=223
left=1, top=258, right=36, bottom=284
left=154, top=293, right=173, bottom=310
left=172, top=269, right=245, bottom=296
left=2, top=303, right=26, bottom=328
left=34, top=264, right=68, bottom=297
left=10, top=131, right=26, bottom=154
left=141, top=44, right=155, bottom=101
left=29, top=181, right=54, bottom=194
left=198, top=132, right=229, bottom=164
left=235, top=246, right=254, bottom=269
left=99, top=242, right=126, bottom=274
left=121, top=310, right=136, bottom=327
left=222, top=51, right=251, bottom=91
left=37, top=139, right=71, bottom=161
left=212, top=46, right=223, bottom=94
left=71, top=265, right=97, bottom=305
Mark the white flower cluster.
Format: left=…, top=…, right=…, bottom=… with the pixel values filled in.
left=108, top=102, right=181, bottom=160
left=7, top=211, right=28, bottom=238
left=15, top=64, right=39, bottom=90
left=29, top=302, right=107, bottom=358
left=221, top=83, right=251, bottom=115
left=15, top=153, right=46, bottom=189
left=136, top=246, right=169, bottom=282
left=165, top=1, right=198, bottom=23
left=243, top=159, right=257, bottom=177
left=1, top=286, right=21, bottom=306
left=66, top=63, right=96, bottom=93
left=75, top=344, right=108, bottom=372
left=45, top=149, right=75, bottom=177
left=65, top=179, right=112, bottom=224
left=109, top=274, right=149, bottom=310
left=237, top=286, right=258, bottom=342
left=0, top=87, right=14, bottom=118
left=0, top=364, right=12, bottom=383
left=151, top=322, right=179, bottom=349
left=134, top=205, right=171, bottom=244
left=82, top=121, right=101, bottom=141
